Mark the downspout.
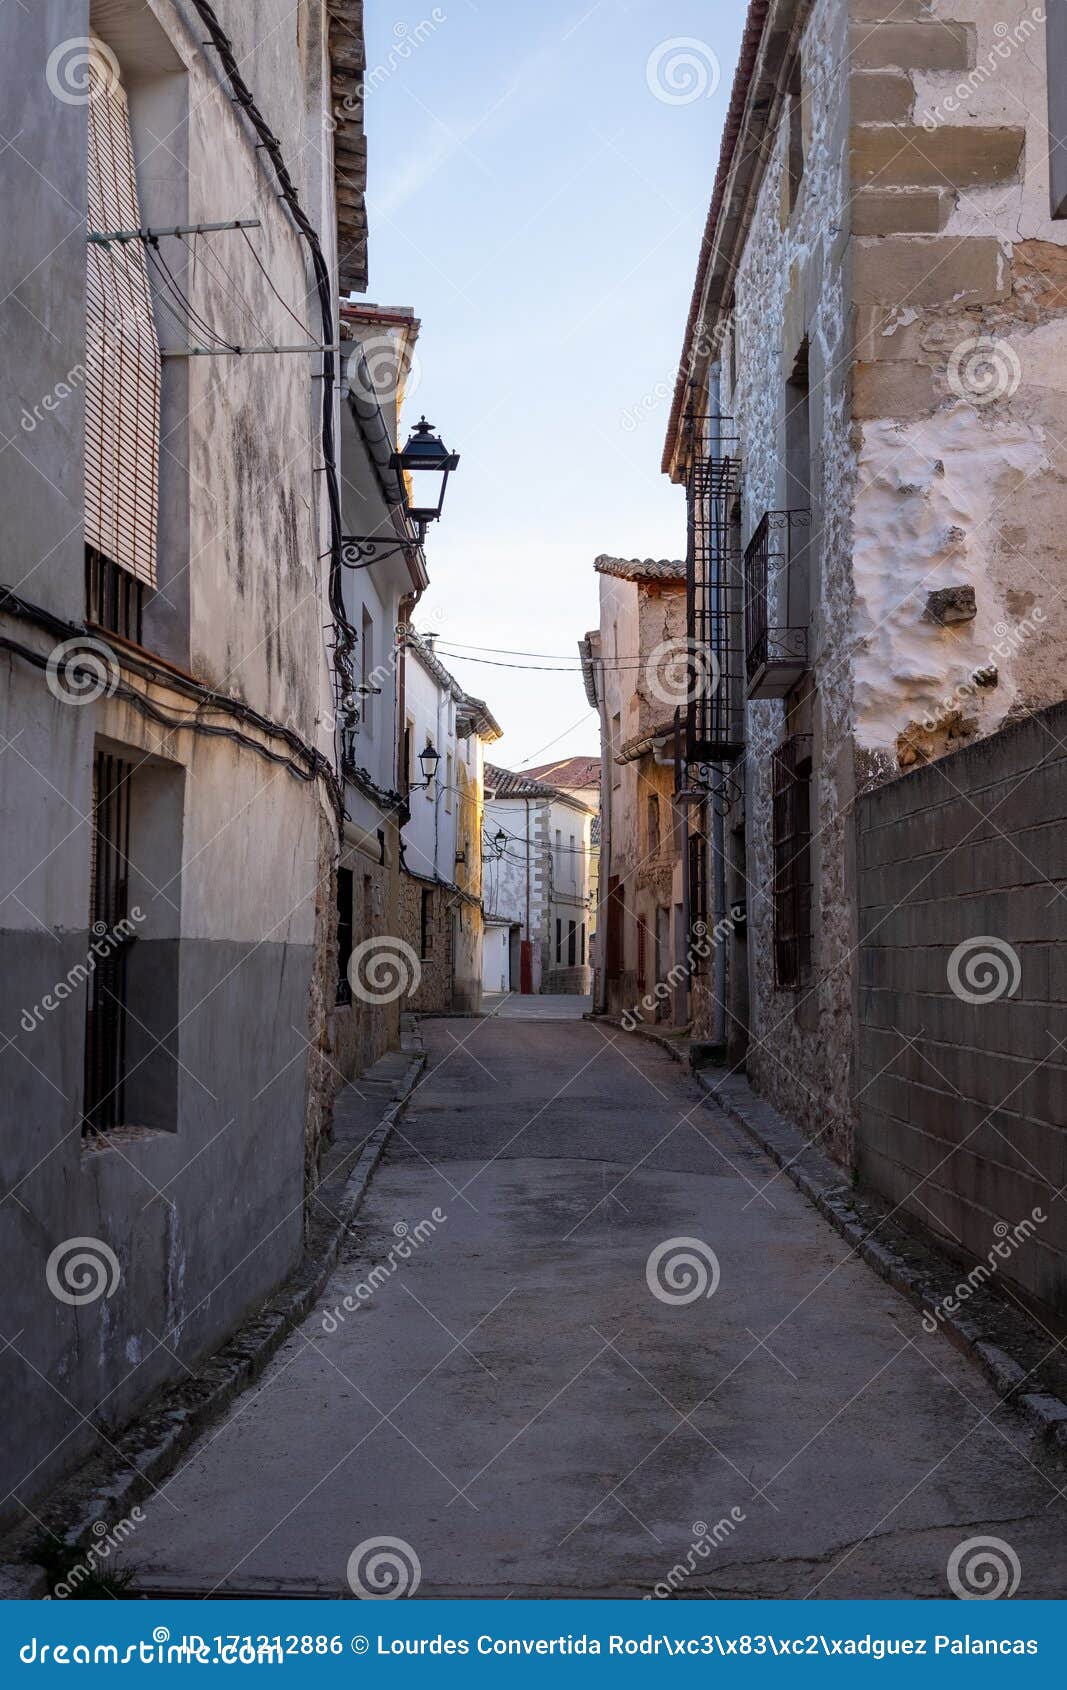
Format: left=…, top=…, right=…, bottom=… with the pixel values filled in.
left=595, top=653, right=611, bottom=1015
left=708, top=363, right=728, bottom=1047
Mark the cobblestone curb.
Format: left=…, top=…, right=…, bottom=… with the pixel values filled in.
left=617, top=1021, right=1067, bottom=1458
left=0, top=1028, right=426, bottom=1597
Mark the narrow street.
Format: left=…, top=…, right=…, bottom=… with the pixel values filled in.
left=123, top=1018, right=1067, bottom=1600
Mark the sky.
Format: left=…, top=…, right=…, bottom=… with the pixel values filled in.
left=362, top=0, right=744, bottom=770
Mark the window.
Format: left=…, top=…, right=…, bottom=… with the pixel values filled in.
left=85, top=41, right=161, bottom=633
left=567, top=920, right=577, bottom=967
left=784, top=342, right=813, bottom=634
left=420, top=888, right=433, bottom=959
left=555, top=917, right=562, bottom=963
left=569, top=833, right=575, bottom=885
left=647, top=794, right=661, bottom=859
left=688, top=819, right=708, bottom=972
left=84, top=751, right=135, bottom=1133
left=772, top=736, right=813, bottom=989
left=336, top=868, right=353, bottom=1004
left=580, top=923, right=586, bottom=965
left=404, top=716, right=415, bottom=789
left=784, top=58, right=805, bottom=216
left=445, top=752, right=453, bottom=813
left=612, top=714, right=622, bottom=786
left=359, top=606, right=374, bottom=734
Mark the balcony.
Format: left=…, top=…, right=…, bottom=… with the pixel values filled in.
left=744, top=510, right=810, bottom=699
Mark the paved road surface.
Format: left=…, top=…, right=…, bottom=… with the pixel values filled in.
left=123, top=1018, right=1067, bottom=1598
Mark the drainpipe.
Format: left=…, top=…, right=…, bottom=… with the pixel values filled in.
left=708, top=365, right=728, bottom=1048
left=594, top=649, right=611, bottom=1015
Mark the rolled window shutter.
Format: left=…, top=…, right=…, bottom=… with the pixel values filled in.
left=85, top=45, right=160, bottom=589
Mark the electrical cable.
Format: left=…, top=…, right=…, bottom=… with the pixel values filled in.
left=238, top=224, right=316, bottom=338
left=144, top=239, right=238, bottom=350
left=186, top=229, right=273, bottom=343
left=190, top=0, right=356, bottom=765
left=0, top=583, right=345, bottom=822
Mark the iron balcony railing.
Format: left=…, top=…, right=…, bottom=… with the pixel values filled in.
left=743, top=509, right=811, bottom=696
left=683, top=407, right=744, bottom=763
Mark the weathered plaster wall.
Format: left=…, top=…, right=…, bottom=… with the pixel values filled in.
left=850, top=0, right=1067, bottom=770
left=482, top=795, right=549, bottom=993
left=0, top=0, right=342, bottom=1527
left=720, top=0, right=857, bottom=1157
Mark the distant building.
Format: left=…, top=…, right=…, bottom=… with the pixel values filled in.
left=483, top=767, right=594, bottom=995
left=580, top=557, right=690, bottom=1027
left=523, top=755, right=601, bottom=961
left=398, top=631, right=501, bottom=1013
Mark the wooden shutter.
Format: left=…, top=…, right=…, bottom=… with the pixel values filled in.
left=85, top=43, right=160, bottom=587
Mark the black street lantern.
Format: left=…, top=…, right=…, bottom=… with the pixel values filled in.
left=396, top=416, right=459, bottom=536
left=417, top=741, right=441, bottom=786
left=493, top=827, right=507, bottom=858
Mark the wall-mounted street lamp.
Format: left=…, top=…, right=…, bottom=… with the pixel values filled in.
left=395, top=416, right=459, bottom=540
left=481, top=827, right=507, bottom=863
left=409, top=741, right=441, bottom=791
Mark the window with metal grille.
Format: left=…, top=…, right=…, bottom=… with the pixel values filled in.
left=772, top=735, right=813, bottom=990
left=85, top=41, right=161, bottom=622
left=605, top=877, right=623, bottom=979
left=336, top=868, right=354, bottom=1004
left=684, top=406, right=744, bottom=762
left=83, top=751, right=135, bottom=1134
left=688, top=818, right=708, bottom=972
left=567, top=920, right=577, bottom=967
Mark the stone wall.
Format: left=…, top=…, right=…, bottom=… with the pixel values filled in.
left=856, top=699, right=1067, bottom=1319
left=849, top=0, right=1067, bottom=777
left=397, top=873, right=454, bottom=1012
left=720, top=0, right=857, bottom=1160
left=327, top=822, right=402, bottom=1099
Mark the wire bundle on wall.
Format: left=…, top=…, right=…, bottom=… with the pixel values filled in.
left=189, top=0, right=357, bottom=791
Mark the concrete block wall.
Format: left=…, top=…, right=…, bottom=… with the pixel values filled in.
left=856, top=699, right=1067, bottom=1317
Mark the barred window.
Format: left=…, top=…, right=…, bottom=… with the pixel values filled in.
left=85, top=41, right=161, bottom=594
left=772, top=736, right=813, bottom=990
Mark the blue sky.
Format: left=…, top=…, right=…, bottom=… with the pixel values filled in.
left=363, top=0, right=743, bottom=769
